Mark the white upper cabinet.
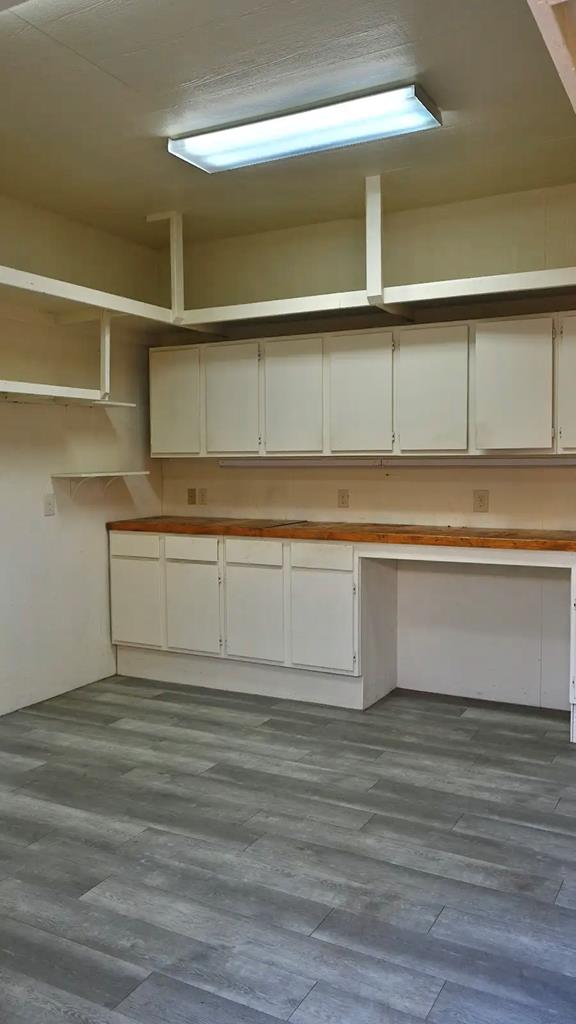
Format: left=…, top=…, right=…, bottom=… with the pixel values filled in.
left=558, top=316, right=576, bottom=449
left=326, top=332, right=393, bottom=452
left=150, top=347, right=200, bottom=455
left=264, top=337, right=323, bottom=452
left=204, top=342, right=260, bottom=453
left=475, top=318, right=553, bottom=449
left=396, top=325, right=468, bottom=451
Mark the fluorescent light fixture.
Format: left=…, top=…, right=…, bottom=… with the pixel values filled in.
left=168, top=84, right=441, bottom=173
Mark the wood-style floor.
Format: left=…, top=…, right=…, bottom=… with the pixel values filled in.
left=0, top=679, right=575, bottom=1023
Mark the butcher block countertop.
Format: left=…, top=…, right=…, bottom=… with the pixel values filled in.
left=106, top=516, right=576, bottom=552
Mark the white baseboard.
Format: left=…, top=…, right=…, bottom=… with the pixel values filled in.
left=117, top=646, right=367, bottom=709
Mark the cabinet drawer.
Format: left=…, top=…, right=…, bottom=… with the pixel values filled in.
left=291, top=542, right=353, bottom=571
left=225, top=538, right=284, bottom=566
left=110, top=532, right=160, bottom=559
left=165, top=535, right=218, bottom=562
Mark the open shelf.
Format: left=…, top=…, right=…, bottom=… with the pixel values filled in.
left=0, top=381, right=136, bottom=407
left=1, top=394, right=136, bottom=408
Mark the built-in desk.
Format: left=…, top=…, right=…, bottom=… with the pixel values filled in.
left=107, top=518, right=576, bottom=741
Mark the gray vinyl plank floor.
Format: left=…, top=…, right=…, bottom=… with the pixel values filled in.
left=0, top=678, right=575, bottom=1022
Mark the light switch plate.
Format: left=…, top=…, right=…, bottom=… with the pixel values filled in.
left=337, top=489, right=350, bottom=509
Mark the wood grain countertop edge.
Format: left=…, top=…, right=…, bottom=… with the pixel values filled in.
left=106, top=517, right=576, bottom=553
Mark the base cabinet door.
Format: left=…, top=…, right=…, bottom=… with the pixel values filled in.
left=291, top=569, right=356, bottom=672
left=110, top=557, right=163, bottom=647
left=166, top=561, right=221, bottom=654
left=225, top=565, right=284, bottom=662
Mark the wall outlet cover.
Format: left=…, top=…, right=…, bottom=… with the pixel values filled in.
left=473, top=489, right=490, bottom=513
left=337, top=489, right=350, bottom=509
left=187, top=487, right=197, bottom=505
left=43, top=494, right=56, bottom=517
left=198, top=488, right=208, bottom=505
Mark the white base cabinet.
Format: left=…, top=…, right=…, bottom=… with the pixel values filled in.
left=109, top=532, right=359, bottom=679
left=291, top=568, right=356, bottom=672
left=110, top=556, right=163, bottom=648
left=166, top=561, right=221, bottom=654
left=226, top=565, right=284, bottom=662
left=109, top=530, right=575, bottom=723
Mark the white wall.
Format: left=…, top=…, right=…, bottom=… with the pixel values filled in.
left=396, top=563, right=570, bottom=710
left=0, top=312, right=161, bottom=716
left=182, top=182, right=576, bottom=307
left=0, top=192, right=163, bottom=304
left=162, top=460, right=576, bottom=532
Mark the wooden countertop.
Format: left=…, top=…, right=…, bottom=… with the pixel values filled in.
left=106, top=516, right=576, bottom=552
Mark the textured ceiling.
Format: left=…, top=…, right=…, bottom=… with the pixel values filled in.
left=0, top=0, right=575, bottom=245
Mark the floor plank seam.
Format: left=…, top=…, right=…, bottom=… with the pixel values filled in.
left=424, top=979, right=447, bottom=1021
left=287, top=978, right=319, bottom=1020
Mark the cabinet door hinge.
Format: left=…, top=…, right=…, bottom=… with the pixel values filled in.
left=257, top=347, right=262, bottom=362
left=553, top=323, right=557, bottom=341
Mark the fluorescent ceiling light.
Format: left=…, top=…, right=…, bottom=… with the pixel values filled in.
left=168, top=84, right=441, bottom=173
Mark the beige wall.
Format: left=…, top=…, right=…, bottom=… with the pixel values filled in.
left=162, top=459, right=576, bottom=532
left=0, top=193, right=163, bottom=304
left=182, top=182, right=576, bottom=307
left=0, top=312, right=161, bottom=715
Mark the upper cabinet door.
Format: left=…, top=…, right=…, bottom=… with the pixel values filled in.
left=397, top=325, right=468, bottom=451
left=475, top=319, right=553, bottom=449
left=205, top=342, right=260, bottom=453
left=327, top=332, right=393, bottom=452
left=558, top=316, right=576, bottom=449
left=149, top=347, right=200, bottom=455
left=264, top=337, right=323, bottom=452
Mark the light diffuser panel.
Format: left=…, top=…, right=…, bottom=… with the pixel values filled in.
left=168, top=85, right=441, bottom=173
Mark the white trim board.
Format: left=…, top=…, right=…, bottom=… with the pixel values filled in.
left=117, top=647, right=366, bottom=709
left=382, top=267, right=576, bottom=306
left=0, top=264, right=172, bottom=324
left=181, top=290, right=370, bottom=326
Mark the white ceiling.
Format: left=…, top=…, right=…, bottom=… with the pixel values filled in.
left=0, top=0, right=575, bottom=245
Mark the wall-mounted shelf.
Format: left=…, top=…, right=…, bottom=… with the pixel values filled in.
left=0, top=388, right=136, bottom=408
left=52, top=471, right=150, bottom=495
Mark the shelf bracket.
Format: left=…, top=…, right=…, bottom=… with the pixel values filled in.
left=147, top=210, right=185, bottom=323
left=365, top=176, right=414, bottom=322
left=99, top=312, right=111, bottom=400
left=365, top=175, right=384, bottom=309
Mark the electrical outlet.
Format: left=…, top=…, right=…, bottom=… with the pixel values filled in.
left=187, top=488, right=197, bottom=505
left=337, top=488, right=350, bottom=509
left=198, top=488, right=208, bottom=505
left=473, top=489, right=490, bottom=513
left=43, top=493, right=56, bottom=517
